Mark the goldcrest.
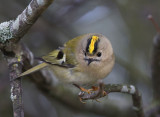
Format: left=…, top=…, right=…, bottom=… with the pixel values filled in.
left=19, top=33, right=115, bottom=86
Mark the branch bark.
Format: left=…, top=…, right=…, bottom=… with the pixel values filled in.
left=11, top=0, right=54, bottom=42
left=151, top=33, right=160, bottom=100
left=147, top=14, right=160, bottom=117
left=0, top=0, right=54, bottom=117
left=78, top=83, right=144, bottom=117
left=0, top=0, right=54, bottom=50
left=150, top=33, right=160, bottom=117
left=105, top=84, right=144, bottom=117
left=9, top=61, right=24, bottom=117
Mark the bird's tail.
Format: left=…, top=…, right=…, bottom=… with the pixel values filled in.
left=18, top=62, right=48, bottom=77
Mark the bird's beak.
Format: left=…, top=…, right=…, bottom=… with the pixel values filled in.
left=87, top=58, right=94, bottom=65
left=84, top=58, right=99, bottom=66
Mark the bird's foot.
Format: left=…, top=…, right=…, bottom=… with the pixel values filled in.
left=73, top=82, right=107, bottom=103
left=73, top=84, right=94, bottom=94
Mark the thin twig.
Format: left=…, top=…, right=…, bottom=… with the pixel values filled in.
left=78, top=84, right=144, bottom=117
left=148, top=14, right=160, bottom=100
left=150, top=24, right=160, bottom=100
left=105, top=84, right=144, bottom=117
left=147, top=14, right=160, bottom=117
left=150, top=33, right=160, bottom=116
left=147, top=14, right=160, bottom=33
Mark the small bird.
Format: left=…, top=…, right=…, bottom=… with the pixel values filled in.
left=19, top=33, right=115, bottom=97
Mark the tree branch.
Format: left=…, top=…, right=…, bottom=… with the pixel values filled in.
left=11, top=0, right=54, bottom=42
left=0, top=0, right=54, bottom=50
left=78, top=83, right=144, bottom=117
left=146, top=14, right=160, bottom=117
left=0, top=0, right=54, bottom=117
left=151, top=33, right=160, bottom=100
left=105, top=84, right=144, bottom=117
left=9, top=61, right=24, bottom=117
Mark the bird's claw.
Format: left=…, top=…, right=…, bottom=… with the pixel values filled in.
left=73, top=82, right=107, bottom=103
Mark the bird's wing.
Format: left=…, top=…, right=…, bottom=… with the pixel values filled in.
left=41, top=48, right=76, bottom=68
left=42, top=35, right=83, bottom=68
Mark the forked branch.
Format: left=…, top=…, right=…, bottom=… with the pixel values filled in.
left=0, top=0, right=54, bottom=117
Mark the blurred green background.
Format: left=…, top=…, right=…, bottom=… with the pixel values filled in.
left=0, top=0, right=159, bottom=117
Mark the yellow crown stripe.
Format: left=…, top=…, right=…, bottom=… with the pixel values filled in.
left=89, top=36, right=99, bottom=54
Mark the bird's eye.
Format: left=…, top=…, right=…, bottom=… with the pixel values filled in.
left=83, top=50, right=87, bottom=56
left=57, top=51, right=64, bottom=59
left=84, top=52, right=87, bottom=56
left=97, top=52, right=102, bottom=57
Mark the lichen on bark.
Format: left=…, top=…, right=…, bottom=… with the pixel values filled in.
left=0, top=21, right=13, bottom=43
